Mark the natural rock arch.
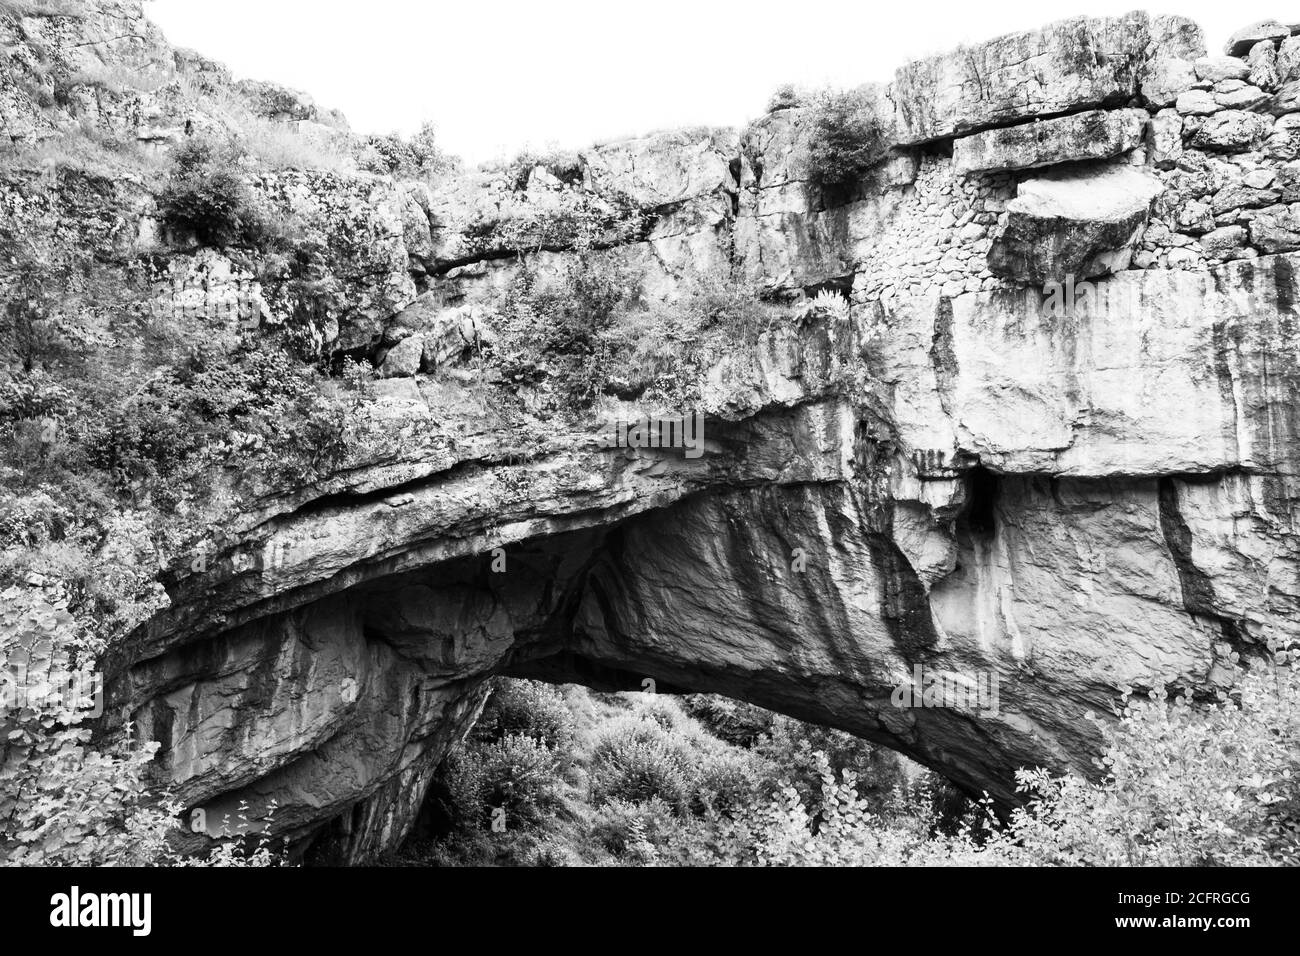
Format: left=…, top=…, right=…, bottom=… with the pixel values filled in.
left=74, top=7, right=1300, bottom=862
left=106, top=255, right=1300, bottom=861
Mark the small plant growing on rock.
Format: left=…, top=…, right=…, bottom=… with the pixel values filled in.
left=157, top=135, right=266, bottom=247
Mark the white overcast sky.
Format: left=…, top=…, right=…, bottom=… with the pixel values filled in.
left=145, top=1, right=1285, bottom=165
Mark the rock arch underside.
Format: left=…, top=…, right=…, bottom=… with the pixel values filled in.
left=58, top=8, right=1300, bottom=861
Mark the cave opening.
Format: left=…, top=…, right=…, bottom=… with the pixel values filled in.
left=962, top=466, right=1000, bottom=539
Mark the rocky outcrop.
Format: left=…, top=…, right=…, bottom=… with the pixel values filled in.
left=1225, top=20, right=1293, bottom=57
left=109, top=248, right=1300, bottom=863
left=889, top=13, right=1203, bottom=144
left=7, top=5, right=1290, bottom=861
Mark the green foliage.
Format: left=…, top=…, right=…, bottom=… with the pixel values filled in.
left=0, top=227, right=377, bottom=646
left=413, top=661, right=1300, bottom=868
left=357, top=122, right=457, bottom=179
left=74, top=342, right=351, bottom=495
left=751, top=711, right=905, bottom=811
left=987, top=665, right=1300, bottom=866
left=441, top=733, right=567, bottom=831
left=488, top=252, right=640, bottom=407
left=0, top=587, right=290, bottom=867
left=805, top=88, right=884, bottom=187
left=0, top=232, right=99, bottom=373
left=682, top=694, right=775, bottom=746
left=433, top=680, right=577, bottom=834
left=585, top=699, right=769, bottom=818
left=0, top=369, right=73, bottom=422
left=0, top=588, right=175, bottom=865
left=595, top=269, right=789, bottom=406
left=485, top=258, right=790, bottom=413
left=504, top=148, right=585, bottom=191
left=715, top=662, right=1300, bottom=866
left=588, top=712, right=699, bottom=812
left=474, top=678, right=577, bottom=751
left=0, top=120, right=163, bottom=180
left=466, top=186, right=645, bottom=258
left=590, top=796, right=677, bottom=861
left=237, top=119, right=351, bottom=173
left=157, top=135, right=267, bottom=247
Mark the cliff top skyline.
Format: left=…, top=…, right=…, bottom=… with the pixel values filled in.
left=147, top=0, right=1282, bottom=164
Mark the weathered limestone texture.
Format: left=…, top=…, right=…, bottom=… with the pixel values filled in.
left=7, top=4, right=1289, bottom=861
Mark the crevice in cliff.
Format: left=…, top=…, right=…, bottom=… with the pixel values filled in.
left=1156, top=476, right=1255, bottom=657
left=929, top=296, right=960, bottom=421
left=866, top=533, right=942, bottom=665
left=902, top=99, right=1140, bottom=151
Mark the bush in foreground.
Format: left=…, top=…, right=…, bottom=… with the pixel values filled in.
left=717, top=661, right=1300, bottom=866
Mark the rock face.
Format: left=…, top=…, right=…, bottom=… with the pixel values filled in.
left=30, top=6, right=1295, bottom=862
left=889, top=13, right=1203, bottom=144
left=987, top=164, right=1164, bottom=281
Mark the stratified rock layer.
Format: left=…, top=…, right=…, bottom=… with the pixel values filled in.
left=952, top=110, right=1148, bottom=175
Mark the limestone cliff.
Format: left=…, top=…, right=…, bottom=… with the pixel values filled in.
left=5, top=4, right=1300, bottom=862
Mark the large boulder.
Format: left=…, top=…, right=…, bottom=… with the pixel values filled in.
left=952, top=109, right=1147, bottom=175
left=987, top=163, right=1165, bottom=283
left=1195, top=56, right=1252, bottom=82
left=387, top=295, right=493, bottom=369
left=1140, top=15, right=1209, bottom=108
left=380, top=334, right=424, bottom=378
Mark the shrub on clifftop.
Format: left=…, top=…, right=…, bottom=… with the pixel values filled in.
left=804, top=89, right=884, bottom=187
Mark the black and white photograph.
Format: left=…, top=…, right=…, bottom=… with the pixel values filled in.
left=0, top=0, right=1295, bottom=937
